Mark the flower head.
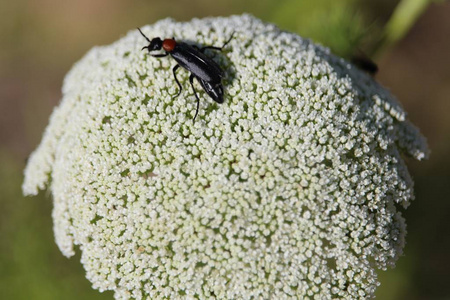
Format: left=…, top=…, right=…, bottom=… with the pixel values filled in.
left=23, top=15, right=428, bottom=299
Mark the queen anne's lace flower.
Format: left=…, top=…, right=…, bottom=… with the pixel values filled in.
left=23, top=15, right=428, bottom=299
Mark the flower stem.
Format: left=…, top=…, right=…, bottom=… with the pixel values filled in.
left=374, top=0, right=433, bottom=59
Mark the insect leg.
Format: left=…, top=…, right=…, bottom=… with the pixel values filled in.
left=151, top=53, right=169, bottom=57
left=199, top=32, right=235, bottom=52
left=222, top=32, right=235, bottom=48
left=189, top=74, right=201, bottom=122
left=199, top=45, right=222, bottom=52
left=172, top=64, right=182, bottom=98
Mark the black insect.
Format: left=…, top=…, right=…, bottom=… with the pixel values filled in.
left=138, top=28, right=234, bottom=121
left=351, top=53, right=378, bottom=76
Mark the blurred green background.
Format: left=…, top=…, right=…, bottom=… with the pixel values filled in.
left=1, top=0, right=449, bottom=299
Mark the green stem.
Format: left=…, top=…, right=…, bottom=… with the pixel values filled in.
left=374, top=0, right=432, bottom=59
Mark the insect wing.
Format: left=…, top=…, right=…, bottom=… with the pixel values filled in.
left=171, top=43, right=223, bottom=83
left=198, top=78, right=224, bottom=103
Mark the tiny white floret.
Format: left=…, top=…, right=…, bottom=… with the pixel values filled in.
left=23, top=14, right=428, bottom=299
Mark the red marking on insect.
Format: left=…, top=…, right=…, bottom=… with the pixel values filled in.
left=162, top=39, right=176, bottom=52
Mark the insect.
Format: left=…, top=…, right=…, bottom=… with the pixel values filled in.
left=351, top=52, right=378, bottom=76
left=138, top=28, right=234, bottom=121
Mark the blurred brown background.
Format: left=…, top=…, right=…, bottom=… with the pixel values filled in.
left=1, top=0, right=449, bottom=299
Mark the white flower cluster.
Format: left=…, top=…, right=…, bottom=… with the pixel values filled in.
left=23, top=15, right=428, bottom=299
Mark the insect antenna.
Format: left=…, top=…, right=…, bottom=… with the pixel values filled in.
left=137, top=28, right=151, bottom=43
